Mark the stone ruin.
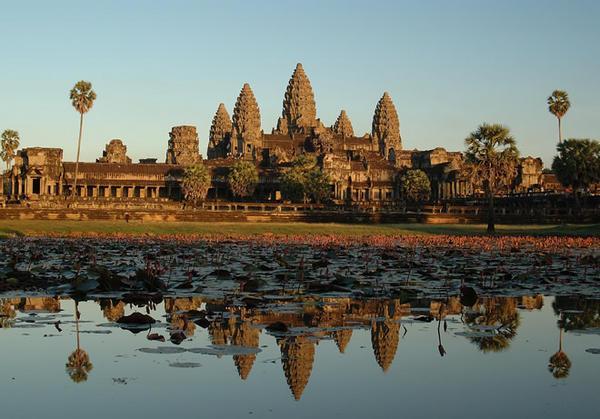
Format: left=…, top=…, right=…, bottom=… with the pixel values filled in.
left=97, top=139, right=132, bottom=164
left=165, top=125, right=201, bottom=165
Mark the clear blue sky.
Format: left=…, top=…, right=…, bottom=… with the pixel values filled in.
left=1, top=0, right=598, bottom=167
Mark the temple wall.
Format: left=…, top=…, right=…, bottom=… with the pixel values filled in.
left=0, top=202, right=597, bottom=224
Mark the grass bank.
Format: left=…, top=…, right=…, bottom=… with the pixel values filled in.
left=0, top=220, right=598, bottom=238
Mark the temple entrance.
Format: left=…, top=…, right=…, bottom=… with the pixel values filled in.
left=32, top=178, right=41, bottom=195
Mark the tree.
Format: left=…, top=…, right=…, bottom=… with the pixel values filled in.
left=182, top=163, right=211, bottom=206
left=280, top=155, right=331, bottom=203
left=305, top=167, right=331, bottom=204
left=552, top=139, right=600, bottom=207
left=70, top=81, right=97, bottom=197
left=228, top=160, right=259, bottom=199
left=0, top=129, right=20, bottom=171
left=399, top=169, right=431, bottom=207
left=547, top=90, right=570, bottom=143
left=465, top=123, right=519, bottom=233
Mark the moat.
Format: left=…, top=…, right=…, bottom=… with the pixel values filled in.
left=0, top=236, right=598, bottom=418
left=1, top=294, right=599, bottom=419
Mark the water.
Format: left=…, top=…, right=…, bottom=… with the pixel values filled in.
left=1, top=295, right=598, bottom=419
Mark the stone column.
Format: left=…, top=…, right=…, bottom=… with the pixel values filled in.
left=141, top=187, right=147, bottom=199
left=116, top=187, right=123, bottom=198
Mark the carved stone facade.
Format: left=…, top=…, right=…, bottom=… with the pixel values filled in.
left=9, top=147, right=63, bottom=197
left=516, top=157, right=544, bottom=192
left=165, top=125, right=201, bottom=165
left=97, top=139, right=131, bottom=164
left=5, top=63, right=547, bottom=205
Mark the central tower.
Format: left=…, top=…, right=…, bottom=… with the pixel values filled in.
left=276, top=63, right=318, bottom=135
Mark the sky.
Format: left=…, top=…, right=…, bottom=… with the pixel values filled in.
left=0, top=0, right=598, bottom=167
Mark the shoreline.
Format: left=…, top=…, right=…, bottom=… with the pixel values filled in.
left=0, top=220, right=599, bottom=239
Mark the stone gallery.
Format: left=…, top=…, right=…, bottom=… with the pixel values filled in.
left=6, top=64, right=544, bottom=204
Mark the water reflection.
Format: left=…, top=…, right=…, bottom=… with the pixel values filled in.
left=1, top=294, right=600, bottom=402
left=66, top=300, right=93, bottom=383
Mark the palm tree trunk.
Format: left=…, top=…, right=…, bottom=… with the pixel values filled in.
left=573, top=188, right=581, bottom=215
left=487, top=190, right=495, bottom=234
left=559, top=327, right=563, bottom=352
left=75, top=301, right=80, bottom=351
left=558, top=117, right=562, bottom=143
left=72, top=113, right=84, bottom=198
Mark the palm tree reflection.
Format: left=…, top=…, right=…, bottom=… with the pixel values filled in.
left=463, top=298, right=520, bottom=353
left=66, top=301, right=93, bottom=383
left=548, top=327, right=571, bottom=379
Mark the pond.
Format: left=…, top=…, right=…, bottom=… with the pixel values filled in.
left=1, top=294, right=599, bottom=419
left=0, top=236, right=598, bottom=418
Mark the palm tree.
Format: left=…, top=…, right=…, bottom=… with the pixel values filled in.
left=69, top=81, right=97, bottom=197
left=182, top=162, right=211, bottom=207
left=547, top=90, right=570, bottom=143
left=0, top=129, right=20, bottom=171
left=465, top=123, right=519, bottom=233
left=66, top=301, right=93, bottom=383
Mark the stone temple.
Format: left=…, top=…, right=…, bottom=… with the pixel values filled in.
left=5, top=63, right=545, bottom=204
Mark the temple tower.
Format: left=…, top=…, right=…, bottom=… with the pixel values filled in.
left=97, top=139, right=132, bottom=164
left=277, top=63, right=318, bottom=135
left=165, top=125, right=201, bottom=165
left=207, top=103, right=233, bottom=159
left=372, top=92, right=402, bottom=162
left=232, top=83, right=262, bottom=159
left=332, top=110, right=354, bottom=138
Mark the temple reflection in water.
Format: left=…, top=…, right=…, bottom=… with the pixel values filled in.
left=2, top=294, right=597, bottom=400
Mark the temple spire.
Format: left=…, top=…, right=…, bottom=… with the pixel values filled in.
left=372, top=92, right=401, bottom=161
left=277, top=63, right=318, bottom=135
left=232, top=83, right=261, bottom=158
left=280, top=336, right=315, bottom=400
left=332, top=110, right=354, bottom=138
left=207, top=103, right=232, bottom=159
left=371, top=319, right=400, bottom=372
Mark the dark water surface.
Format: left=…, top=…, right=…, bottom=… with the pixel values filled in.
left=1, top=294, right=598, bottom=419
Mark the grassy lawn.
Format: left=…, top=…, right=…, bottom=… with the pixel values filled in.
left=0, top=220, right=598, bottom=237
